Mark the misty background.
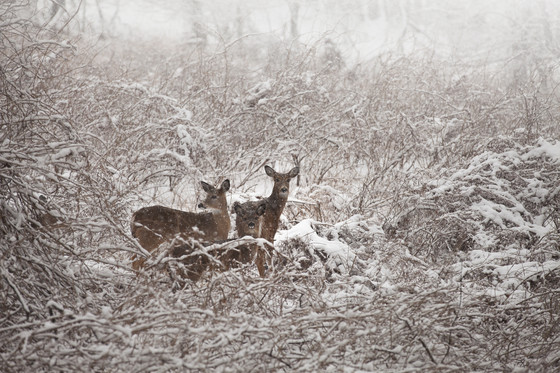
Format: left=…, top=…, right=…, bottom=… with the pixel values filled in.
left=3, top=1, right=560, bottom=371
left=31, top=0, right=560, bottom=83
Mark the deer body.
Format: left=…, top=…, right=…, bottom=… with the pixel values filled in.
left=131, top=180, right=230, bottom=270
left=261, top=165, right=299, bottom=244
left=173, top=200, right=267, bottom=280
left=170, top=237, right=264, bottom=282
left=170, top=200, right=269, bottom=282
left=251, top=165, right=299, bottom=275
left=233, top=200, right=267, bottom=275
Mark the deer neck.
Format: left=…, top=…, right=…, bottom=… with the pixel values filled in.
left=257, top=216, right=263, bottom=238
left=208, top=206, right=230, bottom=239
left=266, top=189, right=288, bottom=219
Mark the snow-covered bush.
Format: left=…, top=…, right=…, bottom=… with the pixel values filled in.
left=389, top=139, right=560, bottom=295
left=391, top=139, right=559, bottom=254
left=2, top=2, right=560, bottom=371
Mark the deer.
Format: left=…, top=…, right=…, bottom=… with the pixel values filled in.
left=171, top=201, right=266, bottom=282
left=130, top=179, right=231, bottom=270
left=168, top=201, right=266, bottom=281
left=232, top=200, right=267, bottom=272
left=237, top=165, right=299, bottom=276
left=261, top=165, right=299, bottom=242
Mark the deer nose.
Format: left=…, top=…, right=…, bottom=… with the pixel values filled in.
left=197, top=203, right=205, bottom=209
left=248, top=222, right=255, bottom=229
left=281, top=187, right=288, bottom=193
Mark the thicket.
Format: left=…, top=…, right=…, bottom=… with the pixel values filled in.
left=1, top=2, right=559, bottom=371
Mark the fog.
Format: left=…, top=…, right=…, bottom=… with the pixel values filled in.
left=4, top=1, right=560, bottom=371
left=35, top=0, right=560, bottom=68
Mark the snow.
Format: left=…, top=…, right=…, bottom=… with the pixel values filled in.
left=494, top=261, right=560, bottom=284
left=466, top=248, right=528, bottom=266
left=4, top=3, right=560, bottom=370
left=522, top=139, right=560, bottom=162
left=277, top=219, right=356, bottom=274
left=50, top=146, right=85, bottom=161
left=450, top=246, right=560, bottom=299
left=470, top=199, right=550, bottom=237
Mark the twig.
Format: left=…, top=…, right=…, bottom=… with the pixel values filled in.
left=2, top=269, right=31, bottom=317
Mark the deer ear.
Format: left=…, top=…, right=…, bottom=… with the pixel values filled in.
left=264, top=165, right=275, bottom=177
left=288, top=167, right=300, bottom=178
left=221, top=179, right=230, bottom=192
left=256, top=203, right=266, bottom=216
left=200, top=181, right=212, bottom=193
left=233, top=201, right=242, bottom=215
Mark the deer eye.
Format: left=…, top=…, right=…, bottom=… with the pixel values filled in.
left=275, top=178, right=280, bottom=182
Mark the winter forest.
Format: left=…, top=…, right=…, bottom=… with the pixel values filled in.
left=2, top=0, right=560, bottom=371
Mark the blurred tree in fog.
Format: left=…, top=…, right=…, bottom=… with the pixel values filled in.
left=24, top=0, right=560, bottom=87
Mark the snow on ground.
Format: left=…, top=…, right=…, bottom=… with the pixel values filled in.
left=277, top=218, right=357, bottom=275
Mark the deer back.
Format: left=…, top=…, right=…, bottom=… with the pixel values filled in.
left=131, top=179, right=230, bottom=270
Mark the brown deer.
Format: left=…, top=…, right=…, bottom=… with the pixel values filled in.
left=169, top=201, right=266, bottom=281
left=255, top=165, right=299, bottom=275
left=130, top=179, right=231, bottom=270
left=234, top=201, right=267, bottom=240
left=261, top=165, right=299, bottom=242
left=233, top=200, right=267, bottom=272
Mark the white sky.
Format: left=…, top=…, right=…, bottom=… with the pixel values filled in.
left=37, top=0, right=560, bottom=66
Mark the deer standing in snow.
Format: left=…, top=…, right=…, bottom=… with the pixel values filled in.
left=232, top=200, right=267, bottom=269
left=169, top=201, right=266, bottom=281
left=236, top=165, right=299, bottom=276
left=130, top=180, right=231, bottom=270
left=261, top=165, right=299, bottom=242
